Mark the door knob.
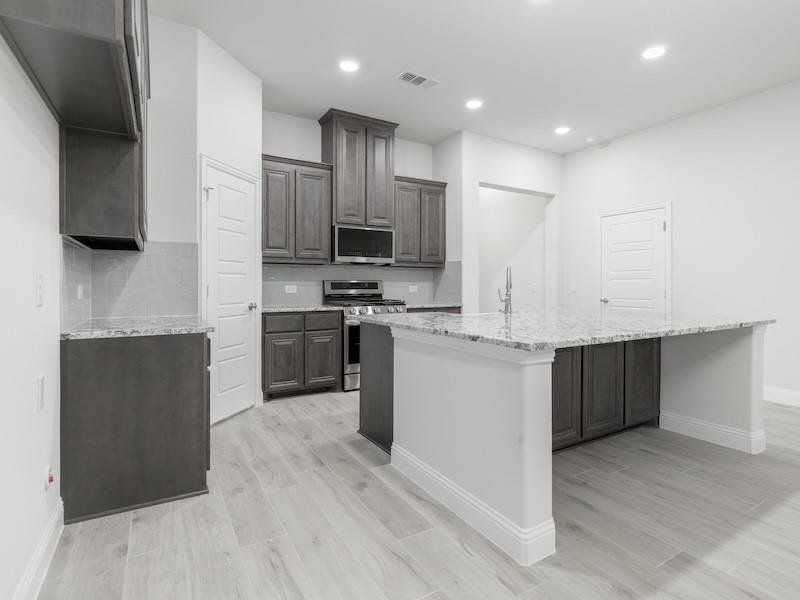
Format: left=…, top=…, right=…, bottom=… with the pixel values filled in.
left=600, top=298, right=609, bottom=303
left=248, top=302, right=258, bottom=311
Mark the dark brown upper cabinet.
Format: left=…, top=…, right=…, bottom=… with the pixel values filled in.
left=0, top=0, right=149, bottom=140
left=2, top=0, right=151, bottom=250
left=262, top=155, right=332, bottom=264
left=394, top=177, right=447, bottom=267
left=319, top=109, right=398, bottom=228
left=394, top=181, right=421, bottom=263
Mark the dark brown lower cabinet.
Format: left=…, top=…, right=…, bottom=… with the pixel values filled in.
left=305, top=329, right=341, bottom=388
left=582, top=342, right=626, bottom=441
left=262, top=311, right=342, bottom=399
left=61, top=333, right=209, bottom=523
left=552, top=347, right=582, bottom=450
left=264, top=332, right=305, bottom=394
left=625, top=338, right=661, bottom=426
left=552, top=339, right=660, bottom=451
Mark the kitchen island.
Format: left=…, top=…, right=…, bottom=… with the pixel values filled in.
left=356, top=309, right=774, bottom=566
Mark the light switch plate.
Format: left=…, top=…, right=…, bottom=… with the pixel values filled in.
left=409, top=285, right=418, bottom=293
left=284, top=285, right=298, bottom=294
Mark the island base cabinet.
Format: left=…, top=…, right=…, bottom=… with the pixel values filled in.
left=60, top=333, right=209, bottom=523
left=582, top=342, right=626, bottom=441
left=552, top=339, right=661, bottom=451
left=625, top=338, right=661, bottom=426
left=552, top=347, right=583, bottom=450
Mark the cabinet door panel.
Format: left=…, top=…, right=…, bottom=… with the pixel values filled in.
left=334, top=119, right=366, bottom=225
left=305, top=330, right=341, bottom=388
left=582, top=342, right=625, bottom=440
left=625, top=338, right=661, bottom=426
left=262, top=162, right=295, bottom=259
left=264, top=333, right=304, bottom=393
left=394, top=182, right=420, bottom=263
left=420, top=186, right=446, bottom=264
left=365, top=127, right=394, bottom=227
left=295, top=167, right=331, bottom=261
left=552, top=347, right=582, bottom=450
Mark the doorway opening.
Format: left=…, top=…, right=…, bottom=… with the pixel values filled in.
left=477, top=184, right=552, bottom=313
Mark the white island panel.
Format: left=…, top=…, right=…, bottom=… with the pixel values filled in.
left=391, top=328, right=556, bottom=565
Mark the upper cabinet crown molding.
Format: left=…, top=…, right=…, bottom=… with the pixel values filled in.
left=320, top=108, right=398, bottom=229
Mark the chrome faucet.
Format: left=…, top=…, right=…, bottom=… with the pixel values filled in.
left=497, top=266, right=512, bottom=315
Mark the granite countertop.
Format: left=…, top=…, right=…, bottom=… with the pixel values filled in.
left=356, top=309, right=776, bottom=352
left=61, top=316, right=214, bottom=340
left=262, top=305, right=344, bottom=313
left=406, top=302, right=462, bottom=310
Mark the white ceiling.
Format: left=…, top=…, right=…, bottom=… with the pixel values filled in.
left=150, top=0, right=800, bottom=154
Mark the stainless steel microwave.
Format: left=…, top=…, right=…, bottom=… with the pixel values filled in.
left=333, top=226, right=395, bottom=265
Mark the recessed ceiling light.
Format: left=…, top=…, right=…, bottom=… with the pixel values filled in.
left=585, top=136, right=596, bottom=143
left=339, top=59, right=360, bottom=72
left=465, top=98, right=484, bottom=110
left=641, top=46, right=666, bottom=60
left=554, top=126, right=571, bottom=135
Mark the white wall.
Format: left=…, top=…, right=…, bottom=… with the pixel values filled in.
left=442, top=131, right=562, bottom=313
left=262, top=109, right=434, bottom=179
left=0, top=37, right=62, bottom=600
left=197, top=32, right=263, bottom=179
left=262, top=110, right=320, bottom=162
left=478, top=188, right=548, bottom=312
left=147, top=16, right=198, bottom=243
left=560, top=80, right=800, bottom=393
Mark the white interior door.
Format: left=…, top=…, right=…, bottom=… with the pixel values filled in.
left=600, top=205, right=669, bottom=317
left=203, top=160, right=259, bottom=423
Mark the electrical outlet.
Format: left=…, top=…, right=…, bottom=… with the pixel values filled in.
left=77, top=284, right=84, bottom=300
left=36, top=375, right=45, bottom=412
left=284, top=285, right=298, bottom=294
left=35, top=272, right=44, bottom=307
left=409, top=285, right=418, bottom=293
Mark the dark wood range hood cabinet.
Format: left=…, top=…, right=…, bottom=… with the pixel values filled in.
left=262, top=109, right=446, bottom=267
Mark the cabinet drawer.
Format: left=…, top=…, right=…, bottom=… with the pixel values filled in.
left=264, top=313, right=304, bottom=333
left=305, top=311, right=341, bottom=331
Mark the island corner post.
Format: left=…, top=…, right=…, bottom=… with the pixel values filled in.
left=389, top=327, right=558, bottom=566
left=387, top=322, right=769, bottom=567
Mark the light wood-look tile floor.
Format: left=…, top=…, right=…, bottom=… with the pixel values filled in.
left=40, top=394, right=800, bottom=599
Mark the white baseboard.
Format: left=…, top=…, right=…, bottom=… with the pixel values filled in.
left=660, top=411, right=766, bottom=455
left=764, top=386, right=800, bottom=408
left=391, top=444, right=555, bottom=566
left=13, top=498, right=63, bottom=600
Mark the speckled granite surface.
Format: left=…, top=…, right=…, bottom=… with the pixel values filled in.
left=406, top=303, right=462, bottom=310
left=357, top=309, right=775, bottom=352
left=262, top=305, right=344, bottom=313
left=61, top=316, right=214, bottom=340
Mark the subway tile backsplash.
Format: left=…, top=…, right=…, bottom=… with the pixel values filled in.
left=61, top=238, right=92, bottom=329
left=264, top=264, right=438, bottom=306
left=91, top=241, right=198, bottom=318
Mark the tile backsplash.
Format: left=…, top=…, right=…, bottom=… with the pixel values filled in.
left=264, top=264, right=439, bottom=306
left=91, top=241, right=198, bottom=318
left=61, top=238, right=92, bottom=329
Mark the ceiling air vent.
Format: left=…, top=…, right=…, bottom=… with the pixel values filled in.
left=396, top=71, right=439, bottom=89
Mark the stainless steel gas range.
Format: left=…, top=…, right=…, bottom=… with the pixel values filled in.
left=323, top=280, right=406, bottom=391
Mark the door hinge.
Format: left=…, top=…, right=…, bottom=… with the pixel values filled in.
left=206, top=284, right=209, bottom=298
left=663, top=221, right=667, bottom=231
